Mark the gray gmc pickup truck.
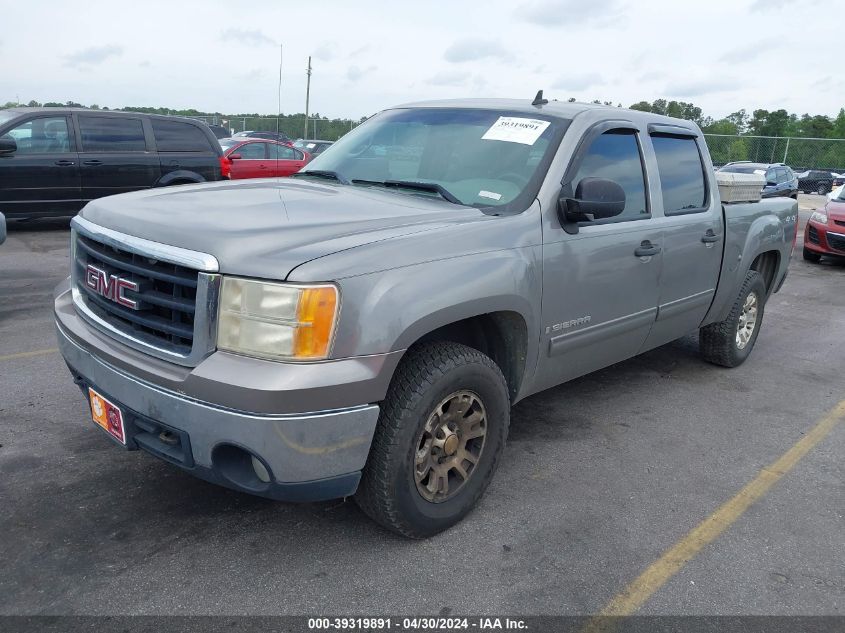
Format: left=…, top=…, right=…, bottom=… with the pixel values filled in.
left=54, top=97, right=798, bottom=537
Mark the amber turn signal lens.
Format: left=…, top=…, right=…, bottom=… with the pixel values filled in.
left=293, top=286, right=339, bottom=359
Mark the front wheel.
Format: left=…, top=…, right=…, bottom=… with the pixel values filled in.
left=355, top=342, right=510, bottom=538
left=803, top=247, right=822, bottom=263
left=699, top=270, right=767, bottom=368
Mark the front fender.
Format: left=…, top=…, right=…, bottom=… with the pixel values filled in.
left=329, top=245, right=542, bottom=383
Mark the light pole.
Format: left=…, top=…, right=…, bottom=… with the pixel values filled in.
left=304, top=56, right=312, bottom=139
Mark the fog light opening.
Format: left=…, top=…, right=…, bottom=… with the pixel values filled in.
left=251, top=455, right=271, bottom=483
left=212, top=444, right=273, bottom=492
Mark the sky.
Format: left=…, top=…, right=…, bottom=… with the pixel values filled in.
left=0, top=0, right=840, bottom=121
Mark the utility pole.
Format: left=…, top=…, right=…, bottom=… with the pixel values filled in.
left=304, top=56, right=312, bottom=139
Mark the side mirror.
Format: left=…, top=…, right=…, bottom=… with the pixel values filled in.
left=229, top=153, right=242, bottom=160
left=560, top=177, right=626, bottom=223
left=0, top=136, right=17, bottom=155
left=0, top=212, right=6, bottom=245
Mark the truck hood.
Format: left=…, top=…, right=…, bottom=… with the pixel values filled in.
left=80, top=179, right=488, bottom=279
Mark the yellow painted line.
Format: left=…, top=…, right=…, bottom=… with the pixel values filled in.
left=0, top=348, right=59, bottom=362
left=584, top=399, right=845, bottom=631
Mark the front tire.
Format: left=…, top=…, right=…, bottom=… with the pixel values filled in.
left=803, top=247, right=822, bottom=263
left=699, top=270, right=767, bottom=368
left=355, top=342, right=510, bottom=538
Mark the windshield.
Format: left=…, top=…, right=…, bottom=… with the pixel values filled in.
left=300, top=108, right=567, bottom=208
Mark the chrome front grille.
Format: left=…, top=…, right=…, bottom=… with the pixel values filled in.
left=70, top=216, right=220, bottom=366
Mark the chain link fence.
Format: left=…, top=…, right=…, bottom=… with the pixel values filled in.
left=186, top=114, right=358, bottom=141
left=704, top=134, right=845, bottom=172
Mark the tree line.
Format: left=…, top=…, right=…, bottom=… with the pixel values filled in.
left=4, top=97, right=845, bottom=168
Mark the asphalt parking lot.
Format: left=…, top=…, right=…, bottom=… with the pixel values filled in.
left=0, top=193, right=843, bottom=617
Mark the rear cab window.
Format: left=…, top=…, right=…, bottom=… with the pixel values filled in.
left=650, top=135, right=708, bottom=215
left=78, top=116, right=146, bottom=152
left=152, top=120, right=215, bottom=152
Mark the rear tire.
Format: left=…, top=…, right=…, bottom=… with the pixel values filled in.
left=355, top=342, right=510, bottom=538
left=699, top=270, right=767, bottom=368
left=817, top=183, right=829, bottom=195
left=803, top=248, right=822, bottom=263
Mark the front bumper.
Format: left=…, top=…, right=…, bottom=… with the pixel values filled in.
left=804, top=220, right=845, bottom=256
left=56, top=316, right=381, bottom=503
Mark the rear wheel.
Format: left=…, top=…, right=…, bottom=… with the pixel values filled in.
left=803, top=247, right=822, bottom=263
left=699, top=270, right=767, bottom=368
left=355, top=342, right=510, bottom=538
left=817, top=183, right=830, bottom=195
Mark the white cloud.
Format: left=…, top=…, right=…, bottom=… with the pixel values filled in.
left=426, top=70, right=472, bottom=86
left=219, top=28, right=275, bottom=47
left=552, top=73, right=603, bottom=92
left=444, top=38, right=512, bottom=63
left=515, top=0, right=622, bottom=27
left=64, top=45, right=122, bottom=67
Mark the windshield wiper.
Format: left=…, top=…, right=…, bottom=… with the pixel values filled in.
left=352, top=179, right=462, bottom=204
left=292, top=170, right=351, bottom=185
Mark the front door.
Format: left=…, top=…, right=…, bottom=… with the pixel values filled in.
left=76, top=114, right=160, bottom=201
left=642, top=133, right=723, bottom=350
left=535, top=127, right=662, bottom=393
left=0, top=115, right=81, bottom=218
left=229, top=141, right=269, bottom=179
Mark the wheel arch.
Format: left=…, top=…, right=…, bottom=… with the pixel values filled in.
left=155, top=170, right=205, bottom=187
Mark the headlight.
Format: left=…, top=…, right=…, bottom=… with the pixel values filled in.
left=217, top=277, right=339, bottom=361
left=809, top=211, right=828, bottom=224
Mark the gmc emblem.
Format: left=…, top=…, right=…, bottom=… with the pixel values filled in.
left=85, top=264, right=139, bottom=310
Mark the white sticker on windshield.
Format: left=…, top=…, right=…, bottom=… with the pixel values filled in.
left=482, top=117, right=550, bottom=145
left=753, top=169, right=766, bottom=175
left=478, top=190, right=502, bottom=201
left=306, top=143, right=316, bottom=148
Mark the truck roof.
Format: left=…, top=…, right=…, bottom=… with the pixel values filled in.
left=392, top=97, right=700, bottom=132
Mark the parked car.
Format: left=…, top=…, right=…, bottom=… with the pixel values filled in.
left=54, top=98, right=798, bottom=537
left=796, top=169, right=835, bottom=195
left=803, top=188, right=845, bottom=262
left=718, top=161, right=798, bottom=199
left=832, top=173, right=845, bottom=189
left=293, top=139, right=334, bottom=160
left=233, top=130, right=293, bottom=145
left=219, top=138, right=309, bottom=178
left=0, top=108, right=224, bottom=220
left=828, top=184, right=844, bottom=200
left=206, top=124, right=231, bottom=139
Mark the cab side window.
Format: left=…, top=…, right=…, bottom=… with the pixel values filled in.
left=571, top=130, right=648, bottom=221
left=268, top=144, right=297, bottom=160
left=2, top=117, right=71, bottom=154
left=238, top=143, right=267, bottom=159
left=650, top=134, right=708, bottom=214
left=78, top=116, right=146, bottom=152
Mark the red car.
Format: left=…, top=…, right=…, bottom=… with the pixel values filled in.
left=803, top=195, right=845, bottom=262
left=219, top=138, right=309, bottom=179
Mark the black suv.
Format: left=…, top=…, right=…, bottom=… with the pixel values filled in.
left=717, top=161, right=798, bottom=199
left=796, top=169, right=835, bottom=195
left=0, top=108, right=224, bottom=220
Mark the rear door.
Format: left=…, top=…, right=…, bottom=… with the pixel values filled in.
left=229, top=141, right=268, bottom=179
left=151, top=118, right=221, bottom=182
left=535, top=125, right=662, bottom=392
left=0, top=114, right=82, bottom=218
left=641, top=131, right=722, bottom=350
left=75, top=114, right=160, bottom=201
left=267, top=143, right=306, bottom=176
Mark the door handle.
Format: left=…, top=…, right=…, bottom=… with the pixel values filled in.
left=634, top=241, right=661, bottom=258
left=54, top=160, right=75, bottom=166
left=83, top=159, right=103, bottom=166
left=258, top=165, right=268, bottom=169
left=701, top=230, right=721, bottom=244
